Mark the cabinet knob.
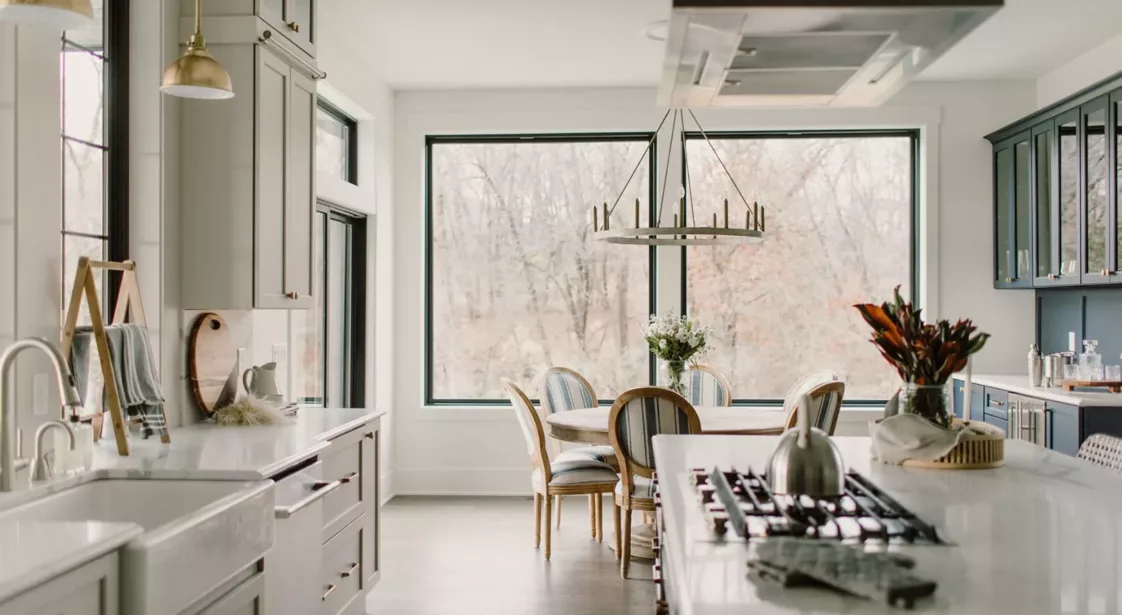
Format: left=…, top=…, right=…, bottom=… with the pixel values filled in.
left=286, top=21, right=300, bottom=33
left=1005, top=277, right=1014, bottom=283
left=286, top=291, right=300, bottom=300
left=364, top=431, right=375, bottom=439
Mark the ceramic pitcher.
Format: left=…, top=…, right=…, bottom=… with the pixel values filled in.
left=242, top=361, right=280, bottom=397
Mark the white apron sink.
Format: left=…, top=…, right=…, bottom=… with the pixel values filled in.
left=0, top=479, right=274, bottom=615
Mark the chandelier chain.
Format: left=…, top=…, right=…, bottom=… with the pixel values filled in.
left=606, top=109, right=672, bottom=220
left=688, top=110, right=754, bottom=213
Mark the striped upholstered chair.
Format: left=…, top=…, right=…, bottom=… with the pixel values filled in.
left=683, top=364, right=733, bottom=407
left=609, top=387, right=700, bottom=578
left=782, top=380, right=846, bottom=435
left=503, top=378, right=618, bottom=561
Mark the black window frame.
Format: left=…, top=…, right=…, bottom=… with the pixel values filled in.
left=60, top=0, right=130, bottom=311
left=424, top=132, right=659, bottom=406
left=317, top=99, right=359, bottom=186
left=679, top=128, right=921, bottom=408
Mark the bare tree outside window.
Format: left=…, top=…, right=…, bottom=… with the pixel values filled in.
left=684, top=134, right=914, bottom=401
left=427, top=137, right=653, bottom=401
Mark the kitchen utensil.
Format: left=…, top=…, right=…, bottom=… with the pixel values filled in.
left=1028, top=344, right=1042, bottom=387
left=243, top=361, right=281, bottom=397
left=188, top=312, right=238, bottom=417
left=765, top=394, right=845, bottom=497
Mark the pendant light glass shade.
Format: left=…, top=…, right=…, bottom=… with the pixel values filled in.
left=161, top=0, right=233, bottom=100
left=0, top=0, right=95, bottom=30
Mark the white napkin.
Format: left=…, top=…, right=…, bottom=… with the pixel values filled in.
left=869, top=414, right=982, bottom=465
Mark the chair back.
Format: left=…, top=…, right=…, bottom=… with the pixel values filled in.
left=609, top=387, right=701, bottom=481
left=684, top=365, right=732, bottom=407
left=1078, top=433, right=1122, bottom=473
left=541, top=367, right=597, bottom=414
left=782, top=370, right=840, bottom=417
left=783, top=381, right=846, bottom=435
left=502, top=378, right=551, bottom=482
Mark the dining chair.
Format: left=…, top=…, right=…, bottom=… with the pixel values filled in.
left=502, top=378, right=619, bottom=561
left=541, top=366, right=620, bottom=533
left=608, top=387, right=701, bottom=578
left=782, top=380, right=846, bottom=435
left=684, top=364, right=733, bottom=407
left=1077, top=433, right=1122, bottom=473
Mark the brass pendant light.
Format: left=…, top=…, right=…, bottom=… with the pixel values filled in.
left=161, top=0, right=234, bottom=100
left=0, top=0, right=94, bottom=30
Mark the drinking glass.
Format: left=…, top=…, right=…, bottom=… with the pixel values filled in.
left=1107, top=365, right=1122, bottom=381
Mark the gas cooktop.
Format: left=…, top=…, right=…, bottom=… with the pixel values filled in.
left=691, top=467, right=947, bottom=545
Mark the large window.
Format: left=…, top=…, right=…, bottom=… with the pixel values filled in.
left=684, top=131, right=917, bottom=403
left=316, top=101, right=357, bottom=185
left=60, top=0, right=128, bottom=314
left=426, top=134, right=656, bottom=404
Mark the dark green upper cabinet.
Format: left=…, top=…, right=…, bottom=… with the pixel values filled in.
left=987, top=71, right=1122, bottom=290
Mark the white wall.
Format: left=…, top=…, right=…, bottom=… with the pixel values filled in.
left=391, top=81, right=1037, bottom=495
left=1037, top=31, right=1122, bottom=109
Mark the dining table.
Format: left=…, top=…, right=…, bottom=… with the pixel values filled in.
left=543, top=405, right=789, bottom=561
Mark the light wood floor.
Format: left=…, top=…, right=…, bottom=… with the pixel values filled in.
left=364, top=496, right=655, bottom=614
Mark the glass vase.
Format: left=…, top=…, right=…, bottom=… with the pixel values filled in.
left=898, top=383, right=953, bottom=429
left=661, top=360, right=687, bottom=395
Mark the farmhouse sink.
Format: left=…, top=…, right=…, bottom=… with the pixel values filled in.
left=0, top=478, right=274, bottom=615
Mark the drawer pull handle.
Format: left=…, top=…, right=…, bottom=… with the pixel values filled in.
left=341, top=561, right=359, bottom=578
left=322, top=583, right=336, bottom=601
left=340, top=471, right=359, bottom=484
left=365, top=431, right=375, bottom=439
left=275, top=479, right=342, bottom=519
left=989, top=400, right=1005, bottom=408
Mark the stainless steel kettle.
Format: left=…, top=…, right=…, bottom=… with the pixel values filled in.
left=766, top=394, right=846, bottom=497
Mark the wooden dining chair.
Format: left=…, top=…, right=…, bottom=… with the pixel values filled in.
left=782, top=380, right=846, bottom=435
left=684, top=364, right=733, bottom=407
left=541, top=366, right=620, bottom=534
left=503, top=378, right=619, bottom=561
left=1078, top=434, right=1122, bottom=473
left=608, top=387, right=701, bottom=578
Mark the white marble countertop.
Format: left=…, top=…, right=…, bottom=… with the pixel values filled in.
left=952, top=373, right=1122, bottom=407
left=91, top=407, right=384, bottom=479
left=653, top=434, right=1122, bottom=615
left=0, top=520, right=141, bottom=603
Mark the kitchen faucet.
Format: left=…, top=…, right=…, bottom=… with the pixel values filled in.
left=0, top=337, right=84, bottom=492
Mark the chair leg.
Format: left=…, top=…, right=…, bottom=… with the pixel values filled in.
left=613, top=501, right=622, bottom=559
left=595, top=495, right=603, bottom=542
left=620, top=507, right=632, bottom=578
left=533, top=493, right=542, bottom=548
left=589, top=495, right=595, bottom=538
left=544, top=494, right=553, bottom=561
left=555, top=495, right=562, bottom=529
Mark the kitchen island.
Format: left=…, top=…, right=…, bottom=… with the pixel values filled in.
left=652, top=435, right=1122, bottom=615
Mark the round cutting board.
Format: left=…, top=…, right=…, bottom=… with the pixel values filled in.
left=188, top=312, right=239, bottom=416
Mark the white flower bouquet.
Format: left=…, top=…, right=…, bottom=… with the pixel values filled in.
left=644, top=313, right=712, bottom=394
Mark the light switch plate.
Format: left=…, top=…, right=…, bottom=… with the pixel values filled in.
left=272, top=343, right=287, bottom=366
left=32, top=374, right=48, bottom=416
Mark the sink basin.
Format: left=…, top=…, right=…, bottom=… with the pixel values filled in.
left=0, top=478, right=273, bottom=615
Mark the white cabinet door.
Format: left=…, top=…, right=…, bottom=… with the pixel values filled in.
left=0, top=552, right=118, bottom=615
left=288, top=0, right=317, bottom=57
left=284, top=67, right=316, bottom=309
left=266, top=462, right=325, bottom=614
left=254, top=46, right=292, bottom=309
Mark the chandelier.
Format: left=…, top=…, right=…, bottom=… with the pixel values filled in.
left=593, top=109, right=765, bottom=246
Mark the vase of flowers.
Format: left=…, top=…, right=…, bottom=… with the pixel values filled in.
left=645, top=313, right=711, bottom=395
left=855, top=287, right=990, bottom=429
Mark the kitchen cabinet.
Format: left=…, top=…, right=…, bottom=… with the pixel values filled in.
left=1048, top=402, right=1081, bottom=457
left=987, top=73, right=1122, bottom=289
left=257, top=0, right=317, bottom=57
left=0, top=552, right=118, bottom=615
left=180, top=38, right=321, bottom=310
left=195, top=573, right=265, bottom=615
left=951, top=382, right=985, bottom=422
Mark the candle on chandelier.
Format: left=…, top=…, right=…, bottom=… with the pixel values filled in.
left=635, top=199, right=640, bottom=228
left=760, top=205, right=766, bottom=232
left=592, top=206, right=598, bottom=231
left=752, top=202, right=759, bottom=231
left=723, top=199, right=729, bottom=228
left=602, top=202, right=609, bottom=231
left=712, top=212, right=717, bottom=228
left=679, top=197, right=686, bottom=228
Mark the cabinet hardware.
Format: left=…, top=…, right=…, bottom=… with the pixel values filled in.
left=321, top=583, right=336, bottom=601
left=989, top=400, right=1005, bottom=407
left=286, top=21, right=300, bottom=32
left=364, top=431, right=375, bottom=439
left=275, top=478, right=342, bottom=518
left=285, top=291, right=300, bottom=300
left=341, top=561, right=360, bottom=578
left=1005, top=277, right=1014, bottom=283
left=340, top=471, right=359, bottom=483
left=259, top=30, right=328, bottom=80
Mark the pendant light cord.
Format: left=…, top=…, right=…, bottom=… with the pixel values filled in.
left=689, top=110, right=753, bottom=214
left=193, top=0, right=203, bottom=38
left=606, top=108, right=672, bottom=220
left=655, top=110, right=679, bottom=226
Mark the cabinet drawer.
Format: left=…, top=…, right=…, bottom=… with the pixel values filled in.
left=320, top=513, right=370, bottom=615
left=0, top=552, right=117, bottom=615
left=198, top=572, right=265, bottom=615
left=321, top=426, right=376, bottom=542
left=984, top=387, right=1009, bottom=420
left=268, top=462, right=328, bottom=614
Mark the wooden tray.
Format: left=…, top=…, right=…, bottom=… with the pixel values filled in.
left=1062, top=380, right=1122, bottom=393
left=901, top=421, right=1005, bottom=470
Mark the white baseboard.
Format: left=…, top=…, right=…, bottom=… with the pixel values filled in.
left=380, top=470, right=395, bottom=505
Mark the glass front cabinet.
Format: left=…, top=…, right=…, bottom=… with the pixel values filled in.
left=988, top=76, right=1122, bottom=290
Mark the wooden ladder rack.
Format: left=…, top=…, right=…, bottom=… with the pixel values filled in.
left=60, top=257, right=171, bottom=456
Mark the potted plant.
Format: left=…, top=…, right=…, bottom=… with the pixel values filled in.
left=855, top=287, right=990, bottom=429
left=645, top=313, right=711, bottom=395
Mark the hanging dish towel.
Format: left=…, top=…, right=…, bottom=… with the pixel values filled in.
left=69, top=324, right=168, bottom=440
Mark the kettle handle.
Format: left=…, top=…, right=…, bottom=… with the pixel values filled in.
left=796, top=393, right=811, bottom=449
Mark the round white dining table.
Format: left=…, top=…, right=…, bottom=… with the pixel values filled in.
left=544, top=405, right=788, bottom=562
left=544, top=405, right=789, bottom=445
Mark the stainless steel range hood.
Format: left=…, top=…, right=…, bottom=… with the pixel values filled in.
left=659, top=0, right=1002, bottom=108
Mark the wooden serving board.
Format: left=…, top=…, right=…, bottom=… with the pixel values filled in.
left=188, top=312, right=240, bottom=416
left=1061, top=380, right=1122, bottom=393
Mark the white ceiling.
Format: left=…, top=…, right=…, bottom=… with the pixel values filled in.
left=325, top=0, right=1122, bottom=90
left=920, top=0, right=1122, bottom=81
